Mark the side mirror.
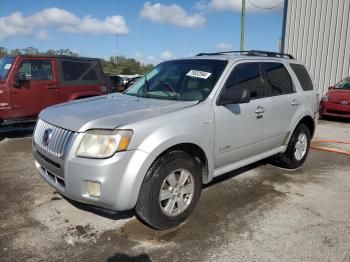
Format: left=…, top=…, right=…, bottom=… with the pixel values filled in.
left=13, top=73, right=29, bottom=88
left=218, top=86, right=251, bottom=106
left=328, top=86, right=334, bottom=90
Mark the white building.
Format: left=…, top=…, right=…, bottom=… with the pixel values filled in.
left=284, top=0, right=350, bottom=95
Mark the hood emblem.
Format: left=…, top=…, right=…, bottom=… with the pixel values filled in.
left=340, top=100, right=348, bottom=105
left=42, top=128, right=53, bottom=147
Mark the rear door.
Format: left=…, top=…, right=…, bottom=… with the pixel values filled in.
left=261, top=62, right=301, bottom=148
left=214, top=62, right=271, bottom=169
left=10, top=58, right=59, bottom=118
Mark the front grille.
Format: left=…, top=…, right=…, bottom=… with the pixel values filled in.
left=34, top=119, right=75, bottom=158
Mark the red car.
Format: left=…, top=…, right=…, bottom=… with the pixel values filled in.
left=320, top=77, right=350, bottom=118
left=0, top=55, right=111, bottom=126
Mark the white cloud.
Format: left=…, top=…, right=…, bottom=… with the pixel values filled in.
left=135, top=51, right=175, bottom=65
left=209, top=0, right=283, bottom=12
left=194, top=1, right=208, bottom=11
left=29, top=8, right=80, bottom=27
left=0, top=7, right=128, bottom=41
left=35, top=29, right=51, bottom=41
left=159, top=51, right=174, bottom=61
left=60, top=15, right=128, bottom=34
left=216, top=42, right=232, bottom=51
left=0, top=12, right=31, bottom=40
left=140, top=2, right=206, bottom=28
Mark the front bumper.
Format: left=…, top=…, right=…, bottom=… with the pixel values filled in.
left=33, top=144, right=154, bottom=211
left=320, top=101, right=350, bottom=118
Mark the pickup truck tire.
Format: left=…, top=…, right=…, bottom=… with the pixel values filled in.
left=135, top=150, right=202, bottom=230
left=276, top=123, right=311, bottom=169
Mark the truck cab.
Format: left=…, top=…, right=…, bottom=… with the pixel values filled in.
left=0, top=55, right=110, bottom=126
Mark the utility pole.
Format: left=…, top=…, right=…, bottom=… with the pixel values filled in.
left=115, top=33, right=119, bottom=66
left=240, top=0, right=246, bottom=51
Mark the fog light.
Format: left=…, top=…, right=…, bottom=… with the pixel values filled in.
left=86, top=181, right=101, bottom=197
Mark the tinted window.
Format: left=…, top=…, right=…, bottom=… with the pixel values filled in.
left=224, top=63, right=263, bottom=99
left=264, top=63, right=293, bottom=96
left=290, top=63, right=313, bottom=91
left=82, top=68, right=97, bottom=80
left=62, top=61, right=96, bottom=81
left=17, top=60, right=53, bottom=80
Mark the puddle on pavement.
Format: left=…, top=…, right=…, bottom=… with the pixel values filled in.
left=117, top=219, right=178, bottom=245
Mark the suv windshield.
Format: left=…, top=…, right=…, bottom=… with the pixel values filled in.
left=0, top=56, right=15, bottom=81
left=125, top=59, right=228, bottom=101
left=335, top=79, right=350, bottom=90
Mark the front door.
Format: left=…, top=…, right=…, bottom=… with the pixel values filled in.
left=214, top=62, right=270, bottom=169
left=10, top=58, right=59, bottom=118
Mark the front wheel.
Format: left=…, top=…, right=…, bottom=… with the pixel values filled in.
left=275, top=124, right=311, bottom=169
left=135, top=150, right=202, bottom=230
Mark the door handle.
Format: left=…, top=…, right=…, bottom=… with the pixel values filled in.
left=48, top=83, right=59, bottom=89
left=291, top=100, right=299, bottom=106
left=255, top=106, right=265, bottom=114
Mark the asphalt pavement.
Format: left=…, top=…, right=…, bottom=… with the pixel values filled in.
left=0, top=119, right=349, bottom=262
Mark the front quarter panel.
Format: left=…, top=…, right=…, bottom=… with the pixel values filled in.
left=124, top=100, right=215, bottom=178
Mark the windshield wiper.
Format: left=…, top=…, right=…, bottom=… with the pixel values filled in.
left=158, top=80, right=179, bottom=100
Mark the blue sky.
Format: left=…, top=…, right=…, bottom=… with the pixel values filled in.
left=0, top=0, right=284, bottom=64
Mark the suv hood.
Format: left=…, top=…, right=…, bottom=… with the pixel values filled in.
left=39, top=93, right=198, bottom=132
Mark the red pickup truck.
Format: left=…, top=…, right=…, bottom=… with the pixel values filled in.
left=0, top=55, right=111, bottom=126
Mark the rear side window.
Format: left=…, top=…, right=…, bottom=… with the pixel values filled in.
left=263, top=63, right=293, bottom=96
left=225, top=63, right=264, bottom=99
left=290, top=63, right=313, bottom=91
left=62, top=61, right=96, bottom=81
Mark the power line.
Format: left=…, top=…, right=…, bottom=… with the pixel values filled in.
left=247, top=0, right=284, bottom=10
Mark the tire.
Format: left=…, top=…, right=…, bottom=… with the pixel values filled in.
left=135, top=150, right=202, bottom=230
left=275, top=124, right=311, bottom=169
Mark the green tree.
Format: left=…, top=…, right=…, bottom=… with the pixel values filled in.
left=0, top=47, right=8, bottom=58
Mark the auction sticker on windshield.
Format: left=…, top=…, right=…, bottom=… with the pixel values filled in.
left=4, top=64, right=11, bottom=70
left=186, top=70, right=212, bottom=79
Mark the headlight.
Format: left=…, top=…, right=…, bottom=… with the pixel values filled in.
left=321, top=95, right=328, bottom=102
left=76, top=129, right=133, bottom=158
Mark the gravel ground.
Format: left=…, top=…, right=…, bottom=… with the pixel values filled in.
left=0, top=119, right=349, bottom=262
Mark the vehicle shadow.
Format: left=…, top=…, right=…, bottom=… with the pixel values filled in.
left=63, top=196, right=135, bottom=220
left=0, top=126, right=34, bottom=140
left=107, top=253, right=151, bottom=262
left=203, top=159, right=267, bottom=189
left=320, top=116, right=350, bottom=123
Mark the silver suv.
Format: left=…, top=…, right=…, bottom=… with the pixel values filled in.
left=33, top=51, right=318, bottom=230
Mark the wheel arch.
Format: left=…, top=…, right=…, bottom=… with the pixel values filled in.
left=154, top=143, right=210, bottom=184
left=283, top=114, right=316, bottom=147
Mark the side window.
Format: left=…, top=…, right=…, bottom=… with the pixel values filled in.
left=17, top=60, right=53, bottom=80
left=263, top=63, right=293, bottom=96
left=290, top=63, right=314, bottom=91
left=224, top=63, right=263, bottom=99
left=62, top=61, right=96, bottom=81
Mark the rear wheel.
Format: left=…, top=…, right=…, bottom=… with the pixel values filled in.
left=135, top=150, right=202, bottom=230
left=275, top=124, right=311, bottom=169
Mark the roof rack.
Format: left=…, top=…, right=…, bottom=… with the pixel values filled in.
left=196, top=50, right=295, bottom=59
